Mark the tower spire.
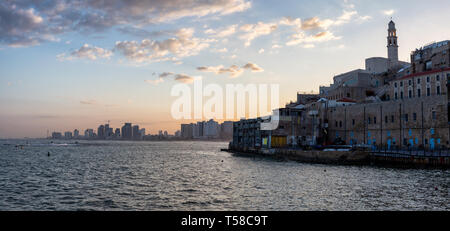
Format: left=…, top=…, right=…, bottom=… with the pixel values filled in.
left=387, top=20, right=399, bottom=69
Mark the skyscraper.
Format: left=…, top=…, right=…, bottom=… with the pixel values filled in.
left=73, top=129, right=79, bottom=138
left=121, top=123, right=132, bottom=140
left=97, top=125, right=105, bottom=139
left=132, top=125, right=140, bottom=140
left=115, top=128, right=121, bottom=138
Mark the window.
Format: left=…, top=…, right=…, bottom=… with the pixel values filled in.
left=427, top=87, right=431, bottom=96
left=385, top=116, right=388, bottom=124
left=394, top=82, right=398, bottom=88
left=413, top=113, right=417, bottom=121
left=417, top=89, right=421, bottom=98
left=336, top=121, right=338, bottom=127
left=437, top=75, right=440, bottom=81
left=339, top=121, right=343, bottom=128
left=408, top=80, right=412, bottom=86
left=395, top=92, right=398, bottom=100
left=427, top=76, right=430, bottom=83
left=374, top=117, right=377, bottom=124
left=400, top=91, right=404, bottom=99
left=352, top=119, right=355, bottom=126
left=417, top=78, right=421, bottom=84
left=432, top=111, right=436, bottom=120
left=368, top=117, right=371, bottom=124
left=391, top=115, right=395, bottom=123
left=437, top=86, right=441, bottom=95
left=404, top=114, right=409, bottom=122
left=400, top=81, right=403, bottom=87
left=426, top=61, right=432, bottom=70
left=408, top=90, right=412, bottom=98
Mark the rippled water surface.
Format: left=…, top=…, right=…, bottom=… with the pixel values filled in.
left=0, top=140, right=449, bottom=210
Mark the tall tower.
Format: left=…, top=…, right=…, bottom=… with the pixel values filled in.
left=387, top=20, right=399, bottom=68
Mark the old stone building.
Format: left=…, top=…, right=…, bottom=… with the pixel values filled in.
left=231, top=20, right=450, bottom=151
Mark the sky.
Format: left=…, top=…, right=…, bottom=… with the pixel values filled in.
left=1, top=0, right=450, bottom=138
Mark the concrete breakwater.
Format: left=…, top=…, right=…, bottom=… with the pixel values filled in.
left=223, top=148, right=450, bottom=169
left=224, top=147, right=370, bottom=166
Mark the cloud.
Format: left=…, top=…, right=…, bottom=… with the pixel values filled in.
left=279, top=17, right=302, bottom=27
left=197, top=62, right=263, bottom=78
left=279, top=9, right=362, bottom=48
left=272, top=44, right=282, bottom=49
left=114, top=28, right=210, bottom=63
left=80, top=100, right=97, bottom=105
left=159, top=72, right=174, bottom=78
left=239, top=22, right=278, bottom=47
left=175, top=74, right=195, bottom=84
left=145, top=78, right=164, bottom=86
left=212, top=48, right=228, bottom=53
left=382, top=9, right=395, bottom=16
left=286, top=31, right=341, bottom=46
left=0, top=3, right=56, bottom=47
left=242, top=63, right=264, bottom=72
left=205, top=24, right=238, bottom=38
left=117, top=27, right=174, bottom=38
left=0, top=0, right=251, bottom=47
left=58, top=44, right=113, bottom=60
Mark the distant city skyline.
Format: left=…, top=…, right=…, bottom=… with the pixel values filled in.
left=2, top=0, right=450, bottom=138
left=49, top=119, right=232, bottom=141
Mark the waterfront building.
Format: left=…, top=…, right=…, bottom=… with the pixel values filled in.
left=73, top=129, right=79, bottom=138
left=52, top=132, right=62, bottom=139
left=139, top=128, right=146, bottom=139
left=97, top=125, right=105, bottom=139
left=181, top=124, right=194, bottom=139
left=410, top=40, right=450, bottom=74
left=115, top=128, right=121, bottom=138
left=232, top=20, right=450, bottom=151
left=204, top=119, right=220, bottom=139
left=220, top=121, right=233, bottom=139
left=132, top=125, right=140, bottom=140
left=84, top=129, right=94, bottom=138
left=121, top=123, right=132, bottom=140
left=64, top=131, right=73, bottom=139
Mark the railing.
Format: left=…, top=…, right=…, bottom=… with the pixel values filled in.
left=369, top=146, right=450, bottom=158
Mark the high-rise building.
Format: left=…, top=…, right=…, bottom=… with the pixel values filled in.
left=97, top=125, right=105, bottom=139
left=73, top=129, right=79, bottom=138
left=104, top=124, right=111, bottom=137
left=220, top=121, right=233, bottom=139
left=52, top=132, right=62, bottom=139
left=84, top=129, right=94, bottom=138
left=132, top=125, right=140, bottom=140
left=204, top=119, right=220, bottom=138
left=181, top=124, right=194, bottom=139
left=139, top=128, right=146, bottom=137
left=121, top=123, right=132, bottom=140
left=64, top=131, right=73, bottom=139
left=115, top=128, right=121, bottom=138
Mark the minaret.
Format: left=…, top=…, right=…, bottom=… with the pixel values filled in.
left=387, top=19, right=399, bottom=69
